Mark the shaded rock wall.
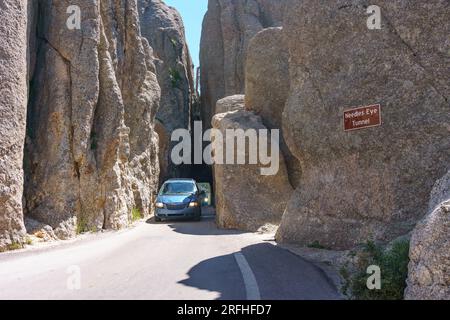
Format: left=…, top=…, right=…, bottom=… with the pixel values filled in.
left=0, top=0, right=29, bottom=250
left=24, top=0, right=161, bottom=238
left=139, top=0, right=196, bottom=181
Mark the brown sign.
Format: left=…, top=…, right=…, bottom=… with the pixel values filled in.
left=344, top=104, right=382, bottom=131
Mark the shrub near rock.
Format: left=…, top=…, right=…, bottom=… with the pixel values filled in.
left=342, top=240, right=410, bottom=300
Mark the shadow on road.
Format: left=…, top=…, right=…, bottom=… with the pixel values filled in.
left=178, top=243, right=341, bottom=300
left=145, top=206, right=249, bottom=236
left=146, top=216, right=248, bottom=236
left=168, top=219, right=248, bottom=236
left=178, top=252, right=247, bottom=300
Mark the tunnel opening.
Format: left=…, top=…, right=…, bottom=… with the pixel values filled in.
left=188, top=94, right=215, bottom=205
left=154, top=83, right=214, bottom=206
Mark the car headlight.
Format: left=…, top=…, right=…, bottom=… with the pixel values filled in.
left=189, top=201, right=199, bottom=207
left=155, top=202, right=164, bottom=208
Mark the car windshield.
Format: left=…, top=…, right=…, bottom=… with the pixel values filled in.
left=159, top=182, right=196, bottom=195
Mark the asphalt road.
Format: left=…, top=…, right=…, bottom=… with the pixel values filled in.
left=0, top=211, right=340, bottom=300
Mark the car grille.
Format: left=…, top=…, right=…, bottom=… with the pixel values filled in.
left=166, top=203, right=187, bottom=210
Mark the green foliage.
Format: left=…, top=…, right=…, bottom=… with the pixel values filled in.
left=340, top=265, right=351, bottom=295
left=168, top=67, right=182, bottom=88
left=197, top=182, right=212, bottom=206
left=26, top=125, right=34, bottom=139
left=344, top=240, right=410, bottom=300
left=307, top=240, right=330, bottom=250
left=7, top=242, right=23, bottom=251
left=170, top=37, right=178, bottom=48
left=90, top=131, right=97, bottom=150
left=1, top=239, right=31, bottom=252
left=77, top=216, right=98, bottom=234
left=132, top=207, right=142, bottom=222
left=76, top=216, right=89, bottom=235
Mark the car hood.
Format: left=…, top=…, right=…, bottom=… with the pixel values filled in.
left=157, top=194, right=196, bottom=204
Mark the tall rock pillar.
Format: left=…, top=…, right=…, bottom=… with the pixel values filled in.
left=0, top=0, right=28, bottom=250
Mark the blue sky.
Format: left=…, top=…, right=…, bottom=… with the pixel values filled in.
left=163, top=0, right=208, bottom=69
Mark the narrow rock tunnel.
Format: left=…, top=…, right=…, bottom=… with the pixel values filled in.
left=138, top=0, right=213, bottom=188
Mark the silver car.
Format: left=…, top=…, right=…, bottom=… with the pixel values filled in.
left=154, top=179, right=205, bottom=222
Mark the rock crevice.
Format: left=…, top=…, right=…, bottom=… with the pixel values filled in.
left=138, top=0, right=196, bottom=181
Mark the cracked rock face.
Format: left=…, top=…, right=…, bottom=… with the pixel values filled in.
left=0, top=0, right=28, bottom=250
left=24, top=0, right=161, bottom=238
left=276, top=0, right=450, bottom=249
left=200, top=0, right=287, bottom=128
left=405, top=170, right=450, bottom=300
left=139, top=0, right=196, bottom=181
left=212, top=97, right=293, bottom=232
left=245, top=26, right=301, bottom=188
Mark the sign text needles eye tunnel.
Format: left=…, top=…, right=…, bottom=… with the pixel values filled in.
left=343, top=104, right=382, bottom=132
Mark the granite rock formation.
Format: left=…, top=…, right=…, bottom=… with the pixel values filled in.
left=139, top=0, right=196, bottom=181
left=200, top=0, right=287, bottom=128
left=0, top=0, right=29, bottom=250
left=405, top=170, right=450, bottom=300
left=276, top=0, right=450, bottom=249
left=215, top=95, right=245, bottom=115
left=212, top=98, right=292, bottom=231
left=245, top=26, right=301, bottom=188
left=23, top=0, right=161, bottom=238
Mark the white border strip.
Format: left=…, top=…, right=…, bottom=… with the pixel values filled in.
left=234, top=253, right=261, bottom=300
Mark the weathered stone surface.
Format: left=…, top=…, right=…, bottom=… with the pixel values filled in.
left=212, top=106, right=292, bottom=232
left=24, top=0, right=161, bottom=238
left=405, top=170, right=450, bottom=300
left=276, top=0, right=450, bottom=249
left=245, top=27, right=301, bottom=188
left=154, top=119, right=169, bottom=182
left=245, top=28, right=288, bottom=131
left=200, top=0, right=287, bottom=127
left=215, top=95, right=245, bottom=115
left=24, top=217, right=58, bottom=242
left=139, top=0, right=196, bottom=181
left=0, top=0, right=28, bottom=250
